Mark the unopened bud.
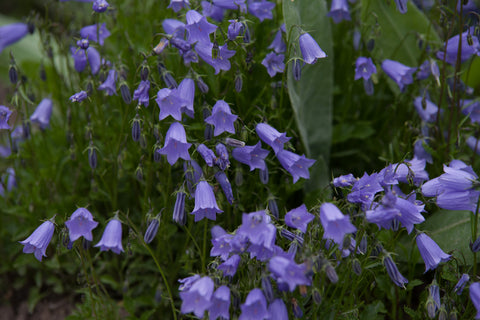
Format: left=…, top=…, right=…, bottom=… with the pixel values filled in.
left=135, top=164, right=143, bottom=181
left=293, top=59, right=302, bottom=81
left=261, top=276, right=274, bottom=303
left=88, top=144, right=98, bottom=170
left=173, top=191, right=187, bottom=225
left=352, top=259, right=362, bottom=276
left=120, top=83, right=132, bottom=104
left=268, top=198, right=279, bottom=220
left=325, top=264, right=338, bottom=284
left=196, top=76, right=209, bottom=93
left=153, top=38, right=169, bottom=55
left=141, top=65, right=149, bottom=81
left=313, top=290, right=322, bottom=304
left=144, top=216, right=160, bottom=244
left=291, top=299, right=303, bottom=318
left=9, top=65, right=18, bottom=84
left=259, top=166, right=269, bottom=184
left=366, top=38, right=375, bottom=51
left=131, top=116, right=141, bottom=142
left=225, top=137, right=245, bottom=148
left=235, top=73, right=243, bottom=92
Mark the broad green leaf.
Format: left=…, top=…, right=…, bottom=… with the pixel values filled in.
left=283, top=0, right=333, bottom=191
left=360, top=0, right=440, bottom=91
left=421, top=210, right=474, bottom=265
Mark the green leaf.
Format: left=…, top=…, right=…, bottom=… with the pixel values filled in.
left=360, top=0, right=440, bottom=91
left=283, top=0, right=333, bottom=191
left=421, top=209, right=474, bottom=265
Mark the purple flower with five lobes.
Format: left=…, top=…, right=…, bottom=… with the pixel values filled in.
left=195, top=41, right=236, bottom=74
left=347, top=172, right=384, bottom=208
left=239, top=288, right=269, bottom=320
left=262, top=52, right=285, bottom=77
left=80, top=23, right=111, bottom=46
left=70, top=46, right=101, bottom=75
left=0, top=106, right=13, bottom=130
left=92, top=0, right=109, bottom=12
left=177, top=78, right=195, bottom=118
left=354, top=57, right=377, bottom=80
left=276, top=149, right=315, bottom=183
left=232, top=141, right=270, bottom=171
left=201, top=1, right=225, bottom=21
left=416, top=233, right=451, bottom=272
left=69, top=91, right=88, bottom=103
left=210, top=225, right=234, bottom=260
left=327, top=0, right=351, bottom=24
left=237, top=210, right=276, bottom=249
left=421, top=160, right=480, bottom=213
left=255, top=123, right=291, bottom=154
left=285, top=204, right=315, bottom=233
left=180, top=276, right=214, bottom=318
left=269, top=256, right=311, bottom=292
left=381, top=59, right=416, bottom=92
left=471, top=283, right=480, bottom=319
left=98, top=69, right=117, bottom=95
left=437, top=27, right=480, bottom=65
left=157, top=122, right=192, bottom=165
left=247, top=0, right=275, bottom=22
left=320, top=202, right=356, bottom=246
left=197, top=144, right=216, bottom=167
left=65, top=208, right=99, bottom=242
left=0, top=23, right=31, bottom=53
left=205, top=100, right=238, bottom=136
left=228, top=20, right=244, bottom=40
left=299, top=32, right=327, bottom=64
left=215, top=171, right=234, bottom=204
left=215, top=143, right=230, bottom=170
left=156, top=88, right=186, bottom=121
left=185, top=10, right=217, bottom=44
left=94, top=218, right=124, bottom=254
left=30, top=98, right=53, bottom=129
left=218, top=254, right=241, bottom=277
left=168, top=0, right=190, bottom=12
left=413, top=97, right=438, bottom=123
left=133, top=80, right=150, bottom=107
left=19, top=219, right=55, bottom=261
left=268, top=28, right=286, bottom=53
left=332, top=173, right=357, bottom=187
left=191, top=180, right=223, bottom=221
left=208, top=285, right=231, bottom=320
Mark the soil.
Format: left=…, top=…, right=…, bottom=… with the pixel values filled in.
left=0, top=297, right=75, bottom=320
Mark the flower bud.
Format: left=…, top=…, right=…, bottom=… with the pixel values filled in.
left=173, top=191, right=186, bottom=225
left=268, top=198, right=279, bottom=220
left=225, top=137, right=245, bottom=148
left=120, top=83, right=132, bottom=104
left=313, top=290, right=322, bottom=304
left=366, top=38, right=375, bottom=51
left=243, top=23, right=251, bottom=43
left=261, top=276, right=274, bottom=303
left=363, top=78, right=374, bottom=96
left=131, top=115, right=141, bottom=142
left=39, top=64, right=46, bottom=81
left=154, top=286, right=162, bottom=303
left=288, top=242, right=298, bottom=257
left=293, top=59, right=302, bottom=81
left=196, top=76, right=209, bottom=93
left=77, top=38, right=90, bottom=49
left=235, top=73, right=243, bottom=92
left=259, top=166, right=269, bottom=184
left=291, top=298, right=303, bottom=318
left=204, top=124, right=213, bottom=141
left=154, top=144, right=162, bottom=162
left=352, top=259, right=362, bottom=276
left=215, top=171, right=234, bottom=204
left=471, top=235, right=480, bottom=252
left=87, top=144, right=98, bottom=170
left=9, top=64, right=18, bottom=84
left=135, top=164, right=143, bottom=181
left=234, top=168, right=243, bottom=186
left=325, top=264, right=338, bottom=284
left=140, top=65, right=149, bottom=81
left=144, top=216, right=160, bottom=244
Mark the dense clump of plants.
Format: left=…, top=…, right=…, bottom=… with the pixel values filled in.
left=2, top=0, right=480, bottom=319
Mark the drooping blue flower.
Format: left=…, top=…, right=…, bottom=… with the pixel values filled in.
left=237, top=210, right=276, bottom=248
left=262, top=52, right=285, bottom=77
left=470, top=282, right=480, bottom=319
left=228, top=20, right=244, bottom=40
left=30, top=98, right=53, bottom=129
left=0, top=106, right=13, bottom=130
left=354, top=57, right=377, bottom=80
left=92, top=0, right=109, bottom=12
left=94, top=218, right=124, bottom=254
left=416, top=233, right=451, bottom=272
left=65, top=208, right=99, bottom=242
left=0, top=23, right=30, bottom=53
left=201, top=1, right=225, bottom=22
left=255, top=123, right=291, bottom=154
left=178, top=274, right=201, bottom=291
left=98, top=69, right=117, bottom=95
left=232, top=142, right=269, bottom=171
left=214, top=0, right=246, bottom=11
left=413, top=97, right=438, bottom=123
left=417, top=59, right=439, bottom=81
left=437, top=27, right=480, bottom=65
left=208, top=285, right=230, bottom=320
left=191, top=180, right=223, bottom=221
left=299, top=32, right=327, bottom=64
left=195, top=42, right=236, bottom=74
left=268, top=28, right=286, bottom=53
left=197, top=144, right=216, bottom=167
left=210, top=225, right=233, bottom=260
left=381, top=59, right=416, bottom=92
left=144, top=216, right=160, bottom=244
left=269, top=256, right=311, bottom=292
left=328, top=0, right=351, bottom=23
left=454, top=273, right=469, bottom=295
left=156, top=88, right=186, bottom=120
left=215, top=171, right=234, bottom=204
left=285, top=204, right=315, bottom=233
left=205, top=100, right=238, bottom=136
left=268, top=299, right=288, bottom=320
left=320, top=202, right=356, bottom=245
left=422, top=160, right=480, bottom=213
left=133, top=80, right=150, bottom=107
left=71, top=47, right=87, bottom=72
left=247, top=0, right=275, bottom=22
left=383, top=254, right=408, bottom=288
left=218, top=254, right=241, bottom=277
left=177, top=78, right=195, bottom=118
left=168, top=0, right=190, bottom=12
left=185, top=10, right=217, bottom=44
left=347, top=172, right=383, bottom=208
left=239, top=288, right=269, bottom=320
left=80, top=23, right=111, bottom=46
left=157, top=122, right=192, bottom=165
left=394, top=0, right=408, bottom=13
left=180, top=276, right=214, bottom=318
left=69, top=91, right=88, bottom=103
left=19, top=219, right=55, bottom=261
left=276, top=149, right=315, bottom=183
